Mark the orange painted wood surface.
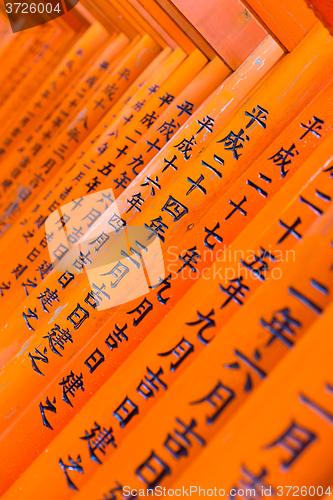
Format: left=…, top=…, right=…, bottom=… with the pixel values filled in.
left=0, top=1, right=333, bottom=498
left=243, top=0, right=317, bottom=50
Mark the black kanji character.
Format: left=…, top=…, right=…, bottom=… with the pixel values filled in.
left=162, top=154, right=178, bottom=173
left=127, top=155, right=144, bottom=176
left=299, top=384, right=333, bottom=426
left=149, top=274, right=172, bottom=306
left=300, top=116, right=324, bottom=141
left=157, top=119, right=178, bottom=142
left=127, top=298, right=153, bottom=326
left=27, top=246, right=40, bottom=262
left=163, top=418, right=205, bottom=459
left=220, top=276, right=249, bottom=308
left=116, top=145, right=129, bottom=159
left=204, top=222, right=223, bottom=250
left=58, top=271, right=74, bottom=289
left=217, top=129, right=250, bottom=161
left=146, top=138, right=161, bottom=152
left=299, top=189, right=331, bottom=216
left=105, top=323, right=128, bottom=350
left=174, top=136, right=196, bottom=160
left=245, top=105, right=269, bottom=129
left=196, top=115, right=215, bottom=135
left=186, top=309, right=215, bottom=345
left=148, top=84, right=159, bottom=94
left=137, top=366, right=167, bottom=399
left=268, top=144, right=299, bottom=178
left=98, top=162, right=115, bottom=177
left=141, top=111, right=159, bottom=129
left=12, top=264, right=27, bottom=280
left=37, top=288, right=59, bottom=313
left=133, top=100, right=146, bottom=112
left=118, top=68, right=130, bottom=80
left=113, top=172, right=131, bottom=190
left=59, top=455, right=83, bottom=491
left=29, top=347, right=48, bottom=375
left=0, top=281, right=11, bottom=297
left=190, top=381, right=235, bottom=425
left=177, top=246, right=201, bottom=273
left=241, top=247, right=276, bottom=282
left=126, top=193, right=145, bottom=213
left=39, top=397, right=57, bottom=430
left=158, top=337, right=194, bottom=372
left=186, top=174, right=206, bottom=195
left=80, top=422, right=116, bottom=464
left=141, top=175, right=161, bottom=196
left=289, top=278, right=328, bottom=315
left=86, top=176, right=101, bottom=193
left=225, top=196, right=247, bottom=220
left=113, top=397, right=139, bottom=428
left=145, top=216, right=168, bottom=243
left=177, top=100, right=194, bottom=117
left=136, top=451, right=170, bottom=490
left=277, top=217, right=302, bottom=244
left=67, top=303, right=89, bottom=329
left=21, top=278, right=37, bottom=297
left=161, top=195, right=188, bottom=221
left=224, top=349, right=266, bottom=393
left=158, top=93, right=174, bottom=107
left=23, top=307, right=38, bottom=331
left=59, top=371, right=84, bottom=406
left=260, top=308, right=302, bottom=349
left=263, top=421, right=316, bottom=471
left=43, top=324, right=72, bottom=356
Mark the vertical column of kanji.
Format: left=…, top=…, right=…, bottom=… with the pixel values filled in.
left=0, top=22, right=109, bottom=158
left=169, top=301, right=333, bottom=494
left=0, top=34, right=161, bottom=226
left=50, top=203, right=333, bottom=499
left=2, top=134, right=333, bottom=497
